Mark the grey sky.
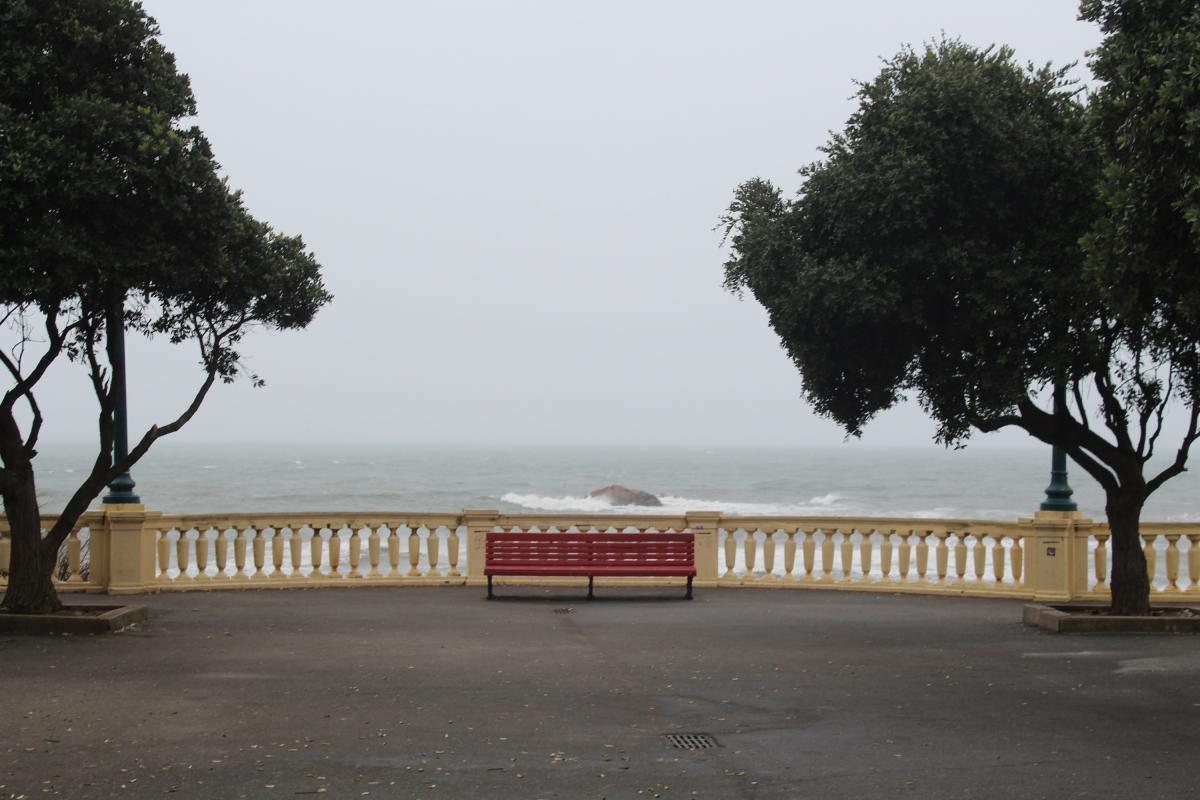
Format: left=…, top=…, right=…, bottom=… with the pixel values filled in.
left=33, top=1, right=1101, bottom=448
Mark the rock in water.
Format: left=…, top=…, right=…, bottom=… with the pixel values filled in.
left=589, top=485, right=662, bottom=507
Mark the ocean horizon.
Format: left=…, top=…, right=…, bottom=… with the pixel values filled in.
left=24, top=442, right=1200, bottom=522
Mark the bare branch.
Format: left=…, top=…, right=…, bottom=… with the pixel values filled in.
left=1145, top=402, right=1200, bottom=496
left=1071, top=378, right=1090, bottom=431
left=1015, top=397, right=1122, bottom=494
left=1143, top=368, right=1174, bottom=464
left=43, top=450, right=116, bottom=556
left=1, top=307, right=83, bottom=416
left=82, top=317, right=113, bottom=413
left=23, top=389, right=43, bottom=459
left=1093, top=368, right=1135, bottom=454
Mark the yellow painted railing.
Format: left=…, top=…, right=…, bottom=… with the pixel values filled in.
left=715, top=517, right=1028, bottom=597
left=0, top=511, right=107, bottom=592
left=149, top=512, right=464, bottom=587
left=1, top=507, right=1198, bottom=601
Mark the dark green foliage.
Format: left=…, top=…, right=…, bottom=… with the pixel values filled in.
left=1083, top=0, right=1200, bottom=395
left=0, top=0, right=330, bottom=378
left=0, top=0, right=331, bottom=612
left=721, top=41, right=1099, bottom=444
left=720, top=9, right=1200, bottom=614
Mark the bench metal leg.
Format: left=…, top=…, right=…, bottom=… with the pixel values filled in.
left=487, top=575, right=494, bottom=600
left=686, top=575, right=693, bottom=600
left=587, top=575, right=595, bottom=600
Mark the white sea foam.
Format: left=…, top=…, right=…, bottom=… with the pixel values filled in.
left=500, top=492, right=850, bottom=517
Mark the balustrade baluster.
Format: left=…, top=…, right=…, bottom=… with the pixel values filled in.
left=235, top=529, right=250, bottom=579
left=66, top=531, right=82, bottom=582
left=1165, top=534, right=1181, bottom=591
left=802, top=530, right=816, bottom=577
left=880, top=532, right=893, bottom=580
left=408, top=527, right=421, bottom=576
left=427, top=528, right=441, bottom=574
left=1143, top=534, right=1157, bottom=588
left=898, top=532, right=912, bottom=580
left=934, top=531, right=949, bottom=581
left=348, top=528, right=363, bottom=577
left=310, top=529, right=325, bottom=576
left=252, top=529, right=267, bottom=579
left=953, top=534, right=966, bottom=582
left=840, top=531, right=854, bottom=580
left=289, top=529, right=302, bottom=578
left=915, top=531, right=930, bottom=580
left=744, top=530, right=758, bottom=576
left=329, top=530, right=343, bottom=574
left=176, top=530, right=192, bottom=580
left=783, top=530, right=797, bottom=579
left=215, top=531, right=229, bottom=578
left=157, top=530, right=170, bottom=579
left=821, top=530, right=835, bottom=579
left=972, top=535, right=986, bottom=580
left=448, top=526, right=461, bottom=577
left=385, top=528, right=400, bottom=576
left=194, top=530, right=210, bottom=580
left=1093, top=533, right=1109, bottom=589
left=860, top=531, right=874, bottom=580
left=762, top=531, right=776, bottom=577
left=723, top=529, right=737, bottom=578
left=271, top=529, right=285, bottom=579
left=1187, top=533, right=1200, bottom=592
left=991, top=537, right=1006, bottom=582
left=368, top=527, right=382, bottom=577
left=1011, top=536, right=1024, bottom=583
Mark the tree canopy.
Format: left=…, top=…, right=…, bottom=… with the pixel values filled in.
left=719, top=4, right=1200, bottom=615
left=0, top=0, right=331, bottom=612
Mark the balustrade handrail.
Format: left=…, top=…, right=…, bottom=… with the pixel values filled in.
left=2, top=507, right=1198, bottom=600
left=150, top=511, right=463, bottom=530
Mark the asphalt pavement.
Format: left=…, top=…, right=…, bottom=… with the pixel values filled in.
left=2, top=586, right=1197, bottom=799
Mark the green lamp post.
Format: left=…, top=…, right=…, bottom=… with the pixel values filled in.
left=1040, top=388, right=1077, bottom=512
left=102, top=298, right=140, bottom=505
left=1040, top=445, right=1077, bottom=512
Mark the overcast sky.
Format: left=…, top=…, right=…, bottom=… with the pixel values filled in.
left=32, top=1, right=1103, bottom=448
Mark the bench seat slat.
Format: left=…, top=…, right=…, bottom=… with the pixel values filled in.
left=484, top=532, right=696, bottom=597
left=486, top=566, right=695, bottom=575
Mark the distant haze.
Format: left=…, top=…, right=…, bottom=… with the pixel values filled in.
left=31, top=1, right=1101, bottom=449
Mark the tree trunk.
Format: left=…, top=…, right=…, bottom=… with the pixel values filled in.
left=1, top=470, right=62, bottom=614
left=1105, top=490, right=1151, bottom=616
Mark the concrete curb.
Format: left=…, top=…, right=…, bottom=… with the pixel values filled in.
left=1023, top=602, right=1200, bottom=633
left=0, top=604, right=147, bottom=634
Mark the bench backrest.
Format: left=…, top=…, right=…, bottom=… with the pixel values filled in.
left=485, top=532, right=694, bottom=568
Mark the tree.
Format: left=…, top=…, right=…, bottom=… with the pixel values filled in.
left=0, top=0, right=332, bottom=613
left=719, top=10, right=1200, bottom=616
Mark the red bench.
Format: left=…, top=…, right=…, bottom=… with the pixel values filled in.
left=485, top=531, right=696, bottom=600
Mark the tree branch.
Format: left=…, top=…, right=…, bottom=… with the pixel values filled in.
left=23, top=389, right=43, bottom=459
left=1142, top=367, right=1174, bottom=464
left=1145, top=401, right=1200, bottom=496
left=1015, top=397, right=1122, bottom=494
left=1071, top=378, right=1090, bottom=431
left=1093, top=368, right=1135, bottom=454
left=1, top=307, right=78, bottom=416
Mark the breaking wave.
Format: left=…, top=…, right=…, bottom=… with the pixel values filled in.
left=499, top=492, right=847, bottom=516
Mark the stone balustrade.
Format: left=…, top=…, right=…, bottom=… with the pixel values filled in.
left=1, top=506, right=1198, bottom=602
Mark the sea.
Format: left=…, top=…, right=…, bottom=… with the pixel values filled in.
left=26, top=443, right=1200, bottom=522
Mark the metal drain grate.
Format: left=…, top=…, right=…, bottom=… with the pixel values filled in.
left=552, top=607, right=575, bottom=614
left=665, top=733, right=719, bottom=750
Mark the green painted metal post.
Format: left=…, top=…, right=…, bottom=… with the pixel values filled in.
left=102, top=297, right=140, bottom=505
left=1040, top=444, right=1076, bottom=512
